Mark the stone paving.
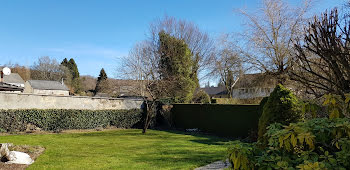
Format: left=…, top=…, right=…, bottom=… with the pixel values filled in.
left=195, top=159, right=230, bottom=170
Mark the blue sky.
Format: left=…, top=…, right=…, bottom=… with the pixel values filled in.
left=0, top=0, right=345, bottom=78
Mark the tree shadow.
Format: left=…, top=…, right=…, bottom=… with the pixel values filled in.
left=159, top=129, right=234, bottom=145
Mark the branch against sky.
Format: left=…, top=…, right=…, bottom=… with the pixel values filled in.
left=291, top=8, right=350, bottom=99
left=208, top=34, right=243, bottom=95
left=237, top=0, right=313, bottom=75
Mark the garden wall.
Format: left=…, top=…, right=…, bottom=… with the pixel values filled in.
left=171, top=104, right=261, bottom=138
left=0, top=92, right=143, bottom=110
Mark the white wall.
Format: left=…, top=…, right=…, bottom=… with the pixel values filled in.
left=0, top=92, right=143, bottom=110
left=232, top=88, right=274, bottom=99
left=33, top=89, right=69, bottom=96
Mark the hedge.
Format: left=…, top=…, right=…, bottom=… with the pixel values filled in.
left=171, top=104, right=261, bottom=138
left=212, top=98, right=263, bottom=105
left=0, top=109, right=142, bottom=132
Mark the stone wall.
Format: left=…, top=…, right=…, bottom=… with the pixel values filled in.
left=0, top=92, right=143, bottom=110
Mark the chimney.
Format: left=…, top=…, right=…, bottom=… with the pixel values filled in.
left=61, top=78, right=64, bottom=85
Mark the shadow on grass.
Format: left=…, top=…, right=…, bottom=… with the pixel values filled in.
left=159, top=129, right=233, bottom=145
left=130, top=148, right=226, bottom=168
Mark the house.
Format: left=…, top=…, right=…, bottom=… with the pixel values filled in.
left=201, top=86, right=228, bottom=98
left=231, top=73, right=278, bottom=99
left=24, top=80, right=69, bottom=96
left=3, top=73, right=25, bottom=88
left=0, top=82, right=24, bottom=92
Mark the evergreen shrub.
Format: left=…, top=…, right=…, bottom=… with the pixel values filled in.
left=257, top=84, right=302, bottom=142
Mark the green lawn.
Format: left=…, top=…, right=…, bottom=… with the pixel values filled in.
left=0, top=129, right=231, bottom=170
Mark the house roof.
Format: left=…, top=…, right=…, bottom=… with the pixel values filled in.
left=3, top=73, right=25, bottom=84
left=27, top=80, right=69, bottom=91
left=201, top=86, right=226, bottom=96
left=0, top=82, right=24, bottom=91
left=233, top=73, right=278, bottom=89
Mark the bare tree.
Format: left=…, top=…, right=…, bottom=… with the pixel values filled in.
left=149, top=16, right=215, bottom=80
left=291, top=9, right=350, bottom=99
left=238, top=0, right=312, bottom=76
left=119, top=41, right=172, bottom=133
left=119, top=16, right=215, bottom=133
left=209, top=35, right=243, bottom=97
left=31, top=56, right=69, bottom=81
left=80, top=75, right=97, bottom=96
left=7, top=63, right=31, bottom=81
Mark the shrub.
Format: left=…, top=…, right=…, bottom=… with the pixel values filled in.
left=258, top=84, right=302, bottom=142
left=0, top=109, right=142, bottom=132
left=192, top=90, right=211, bottom=104
left=258, top=96, right=269, bottom=117
left=228, top=118, right=350, bottom=169
left=214, top=98, right=263, bottom=105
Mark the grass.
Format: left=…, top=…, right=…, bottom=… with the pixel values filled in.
left=0, top=129, right=231, bottom=170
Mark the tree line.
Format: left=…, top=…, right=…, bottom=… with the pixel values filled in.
left=8, top=56, right=109, bottom=96
left=118, top=0, right=350, bottom=132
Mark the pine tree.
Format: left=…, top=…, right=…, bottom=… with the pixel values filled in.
left=61, top=58, right=68, bottom=66
left=68, top=58, right=80, bottom=79
left=95, top=68, right=109, bottom=95
left=60, top=58, right=81, bottom=94
left=97, top=68, right=107, bottom=81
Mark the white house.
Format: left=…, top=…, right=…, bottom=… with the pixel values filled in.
left=231, top=73, right=277, bottom=99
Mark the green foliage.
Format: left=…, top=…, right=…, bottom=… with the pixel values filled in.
left=61, top=58, right=82, bottom=93
left=258, top=84, right=302, bottom=142
left=322, top=93, right=350, bottom=118
left=97, top=68, right=107, bottom=81
left=95, top=68, right=110, bottom=94
left=259, top=96, right=269, bottom=116
left=301, top=101, right=320, bottom=119
left=0, top=109, right=142, bottom=132
left=158, top=31, right=197, bottom=103
left=67, top=58, right=80, bottom=79
left=227, top=141, right=255, bottom=170
left=212, top=98, right=263, bottom=105
left=228, top=118, right=350, bottom=169
left=259, top=97, right=269, bottom=107
left=192, top=90, right=211, bottom=104
left=61, top=58, right=68, bottom=66
left=301, top=93, right=350, bottom=119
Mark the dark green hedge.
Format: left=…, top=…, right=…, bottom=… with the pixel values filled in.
left=172, top=104, right=260, bottom=138
left=0, top=109, right=142, bottom=132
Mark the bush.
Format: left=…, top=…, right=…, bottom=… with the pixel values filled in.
left=192, top=90, right=211, bottom=104
left=228, top=118, right=350, bottom=169
left=214, top=97, right=263, bottom=105
left=258, top=96, right=269, bottom=117
left=0, top=109, right=142, bottom=132
left=258, top=84, right=302, bottom=142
